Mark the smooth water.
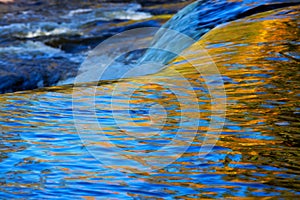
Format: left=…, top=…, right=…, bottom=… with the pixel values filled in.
left=0, top=0, right=300, bottom=199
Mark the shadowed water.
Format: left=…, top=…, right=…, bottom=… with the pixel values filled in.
left=0, top=3, right=299, bottom=198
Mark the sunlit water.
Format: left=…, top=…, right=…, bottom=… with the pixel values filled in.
left=0, top=1, right=299, bottom=199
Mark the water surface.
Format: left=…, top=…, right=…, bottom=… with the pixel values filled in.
left=0, top=1, right=299, bottom=199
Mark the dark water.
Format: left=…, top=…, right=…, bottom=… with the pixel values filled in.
left=0, top=0, right=180, bottom=93
left=0, top=0, right=300, bottom=199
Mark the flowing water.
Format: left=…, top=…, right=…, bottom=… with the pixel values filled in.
left=0, top=0, right=300, bottom=199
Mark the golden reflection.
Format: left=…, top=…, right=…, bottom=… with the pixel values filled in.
left=0, top=4, right=299, bottom=199
left=82, top=197, right=95, bottom=200
left=129, top=5, right=300, bottom=195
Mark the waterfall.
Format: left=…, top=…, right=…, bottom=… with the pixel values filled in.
left=139, top=0, right=300, bottom=65
left=74, top=0, right=299, bottom=83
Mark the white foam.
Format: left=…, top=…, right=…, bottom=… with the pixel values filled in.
left=0, top=22, right=79, bottom=39
left=24, top=27, right=75, bottom=38
left=67, top=8, right=93, bottom=17
left=103, top=10, right=152, bottom=21
left=63, top=3, right=151, bottom=22
left=0, top=41, right=64, bottom=57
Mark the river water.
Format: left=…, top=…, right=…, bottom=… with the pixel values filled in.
left=0, top=0, right=299, bottom=199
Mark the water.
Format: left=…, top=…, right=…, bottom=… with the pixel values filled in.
left=0, top=1, right=169, bottom=93
left=1, top=0, right=299, bottom=92
left=0, top=0, right=300, bottom=199
left=141, top=0, right=300, bottom=65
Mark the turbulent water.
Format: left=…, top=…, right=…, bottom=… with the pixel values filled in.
left=0, top=0, right=300, bottom=199
left=0, top=1, right=172, bottom=93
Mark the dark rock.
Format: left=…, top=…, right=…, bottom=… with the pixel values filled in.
left=0, top=58, right=78, bottom=94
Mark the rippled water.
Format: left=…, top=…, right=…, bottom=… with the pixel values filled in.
left=0, top=1, right=300, bottom=199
